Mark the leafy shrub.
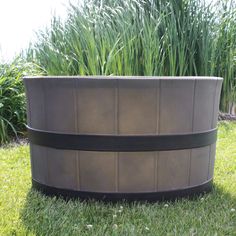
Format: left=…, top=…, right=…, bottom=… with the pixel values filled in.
left=0, top=58, right=41, bottom=143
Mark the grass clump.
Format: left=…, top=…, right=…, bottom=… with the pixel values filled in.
left=0, top=122, right=236, bottom=235
left=26, top=0, right=236, bottom=111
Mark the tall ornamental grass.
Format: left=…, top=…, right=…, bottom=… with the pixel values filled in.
left=26, top=0, right=236, bottom=111
left=0, top=59, right=41, bottom=143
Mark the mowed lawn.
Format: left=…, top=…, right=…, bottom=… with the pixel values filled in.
left=0, top=122, right=235, bottom=236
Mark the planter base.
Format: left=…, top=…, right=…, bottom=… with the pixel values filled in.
left=32, top=179, right=213, bottom=202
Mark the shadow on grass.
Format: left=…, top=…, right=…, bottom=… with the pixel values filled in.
left=20, top=183, right=236, bottom=235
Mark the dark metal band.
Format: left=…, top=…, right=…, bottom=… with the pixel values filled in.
left=27, top=126, right=217, bottom=152
left=32, top=179, right=213, bottom=202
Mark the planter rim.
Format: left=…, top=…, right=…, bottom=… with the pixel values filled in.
left=23, top=76, right=223, bottom=81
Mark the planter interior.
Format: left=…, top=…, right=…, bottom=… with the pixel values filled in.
left=24, top=76, right=223, bottom=201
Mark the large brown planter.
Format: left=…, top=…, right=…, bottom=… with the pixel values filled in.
left=24, top=76, right=223, bottom=201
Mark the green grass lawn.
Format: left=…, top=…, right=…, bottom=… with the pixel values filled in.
left=0, top=122, right=236, bottom=236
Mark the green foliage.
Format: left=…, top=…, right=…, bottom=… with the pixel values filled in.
left=0, top=59, right=41, bottom=144
left=26, top=0, right=236, bottom=111
left=0, top=122, right=236, bottom=235
left=211, top=0, right=236, bottom=110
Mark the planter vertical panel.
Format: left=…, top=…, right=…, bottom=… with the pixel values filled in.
left=43, top=78, right=78, bottom=190
left=158, top=79, right=195, bottom=191
left=77, top=79, right=116, bottom=134
left=208, top=79, right=222, bottom=179
left=118, top=80, right=158, bottom=134
left=158, top=150, right=191, bottom=190
left=192, top=79, right=217, bottom=132
left=25, top=79, right=48, bottom=184
left=189, top=146, right=210, bottom=185
left=77, top=79, right=117, bottom=191
left=189, top=79, right=217, bottom=186
left=118, top=152, right=156, bottom=192
left=159, top=80, right=195, bottom=134
left=79, top=151, right=116, bottom=192
left=118, top=80, right=157, bottom=192
left=208, top=143, right=217, bottom=179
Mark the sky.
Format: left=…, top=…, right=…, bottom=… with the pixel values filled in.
left=0, top=0, right=80, bottom=62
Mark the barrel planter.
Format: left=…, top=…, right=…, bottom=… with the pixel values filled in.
left=24, top=76, right=223, bottom=202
